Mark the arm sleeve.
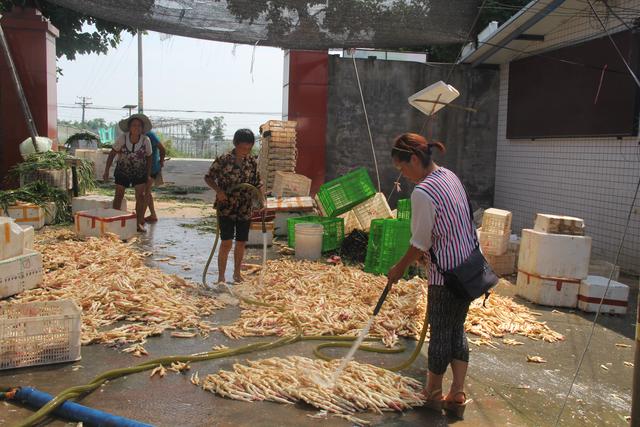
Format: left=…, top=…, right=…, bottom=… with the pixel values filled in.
left=206, top=158, right=221, bottom=181
left=409, top=189, right=436, bottom=252
left=143, top=136, right=152, bottom=157
left=112, top=135, right=125, bottom=152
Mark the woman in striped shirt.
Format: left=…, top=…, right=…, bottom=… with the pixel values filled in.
left=387, top=133, right=475, bottom=417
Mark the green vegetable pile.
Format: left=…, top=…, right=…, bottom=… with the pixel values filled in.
left=9, top=151, right=96, bottom=194
left=0, top=181, right=72, bottom=224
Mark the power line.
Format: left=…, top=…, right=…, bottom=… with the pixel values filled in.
left=57, top=104, right=280, bottom=115
left=75, top=96, right=92, bottom=125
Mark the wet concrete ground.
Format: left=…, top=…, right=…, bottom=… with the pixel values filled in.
left=1, top=215, right=636, bottom=426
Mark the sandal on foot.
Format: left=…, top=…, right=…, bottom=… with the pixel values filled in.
left=421, top=389, right=443, bottom=412
left=145, top=216, right=158, bottom=223
left=443, top=391, right=471, bottom=419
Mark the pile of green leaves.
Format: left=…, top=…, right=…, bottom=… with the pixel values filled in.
left=65, top=132, right=99, bottom=147
left=0, top=181, right=71, bottom=224
left=9, top=151, right=96, bottom=194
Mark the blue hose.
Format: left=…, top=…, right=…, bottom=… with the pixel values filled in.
left=12, top=387, right=154, bottom=427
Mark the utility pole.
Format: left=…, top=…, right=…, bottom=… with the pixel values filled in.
left=76, top=96, right=92, bottom=125
left=137, top=30, right=143, bottom=113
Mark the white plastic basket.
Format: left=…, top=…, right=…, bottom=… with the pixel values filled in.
left=352, top=193, right=392, bottom=232
left=0, top=300, right=81, bottom=370
left=339, top=210, right=363, bottom=235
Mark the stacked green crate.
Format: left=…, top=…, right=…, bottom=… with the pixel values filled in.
left=287, top=216, right=345, bottom=252
left=316, top=168, right=376, bottom=217
left=364, top=219, right=412, bottom=275
left=397, top=199, right=411, bottom=220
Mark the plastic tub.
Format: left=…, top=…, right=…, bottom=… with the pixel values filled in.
left=294, top=223, right=323, bottom=260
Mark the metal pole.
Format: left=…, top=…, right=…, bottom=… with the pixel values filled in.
left=137, top=30, right=143, bottom=114
left=631, top=288, right=640, bottom=425
left=0, top=18, right=38, bottom=151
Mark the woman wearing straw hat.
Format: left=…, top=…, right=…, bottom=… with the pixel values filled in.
left=103, top=114, right=153, bottom=232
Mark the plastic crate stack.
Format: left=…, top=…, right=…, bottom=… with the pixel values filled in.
left=0, top=216, right=43, bottom=300
left=478, top=208, right=515, bottom=276
left=259, top=120, right=298, bottom=193
left=364, top=218, right=411, bottom=275
left=515, top=214, right=606, bottom=310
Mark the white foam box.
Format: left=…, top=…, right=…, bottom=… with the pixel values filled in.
left=247, top=222, right=274, bottom=247
left=518, top=229, right=591, bottom=280
left=5, top=203, right=45, bottom=230
left=0, top=249, right=43, bottom=299
left=352, top=193, right=392, bottom=232
left=534, top=213, right=584, bottom=236
left=578, top=275, right=629, bottom=315
left=74, top=209, right=137, bottom=241
left=94, top=149, right=112, bottom=181
left=408, top=81, right=460, bottom=116
left=72, top=195, right=127, bottom=214
left=22, top=226, right=34, bottom=252
left=0, top=217, right=25, bottom=261
left=516, top=270, right=580, bottom=307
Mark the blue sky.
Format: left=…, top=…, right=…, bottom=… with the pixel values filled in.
left=56, top=30, right=284, bottom=137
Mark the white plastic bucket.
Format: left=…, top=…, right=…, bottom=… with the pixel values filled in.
left=295, top=223, right=323, bottom=260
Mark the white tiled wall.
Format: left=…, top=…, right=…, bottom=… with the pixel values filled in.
left=494, top=3, right=640, bottom=273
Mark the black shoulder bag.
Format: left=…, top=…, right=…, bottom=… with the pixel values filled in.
left=429, top=195, right=499, bottom=302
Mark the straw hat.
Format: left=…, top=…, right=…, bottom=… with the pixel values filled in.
left=119, top=113, right=152, bottom=133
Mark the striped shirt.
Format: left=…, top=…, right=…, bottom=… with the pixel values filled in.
left=412, top=167, right=478, bottom=286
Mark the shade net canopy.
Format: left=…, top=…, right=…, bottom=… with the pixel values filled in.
left=48, top=0, right=480, bottom=49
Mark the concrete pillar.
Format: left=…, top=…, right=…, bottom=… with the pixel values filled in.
left=0, top=8, right=59, bottom=188
left=283, top=50, right=328, bottom=194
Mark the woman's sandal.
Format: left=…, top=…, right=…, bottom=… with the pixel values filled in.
left=443, top=391, right=472, bottom=419
left=422, top=388, right=443, bottom=412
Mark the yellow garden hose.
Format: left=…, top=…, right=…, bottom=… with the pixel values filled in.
left=11, top=183, right=430, bottom=427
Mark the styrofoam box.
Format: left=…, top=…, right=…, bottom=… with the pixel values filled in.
left=352, top=192, right=392, bottom=232
left=247, top=222, right=274, bottom=247
left=75, top=209, right=137, bottom=241
left=0, top=217, right=25, bottom=261
left=534, top=213, right=584, bottom=235
left=578, top=275, right=629, bottom=315
left=22, top=226, right=34, bottom=252
left=72, top=195, right=127, bottom=214
left=516, top=270, right=580, bottom=308
left=408, top=81, right=460, bottom=116
left=518, top=229, right=591, bottom=280
left=95, top=149, right=112, bottom=181
left=0, top=249, right=43, bottom=299
left=6, top=203, right=45, bottom=230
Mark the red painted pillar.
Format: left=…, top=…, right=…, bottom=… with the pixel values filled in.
left=0, top=8, right=59, bottom=188
left=283, top=50, right=328, bottom=194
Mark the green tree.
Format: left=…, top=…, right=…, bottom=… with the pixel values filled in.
left=0, top=0, right=135, bottom=60
left=212, top=116, right=226, bottom=142
left=187, top=118, right=215, bottom=157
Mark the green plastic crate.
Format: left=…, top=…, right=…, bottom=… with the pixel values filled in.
left=364, top=219, right=412, bottom=275
left=287, top=216, right=345, bottom=252
left=397, top=199, right=411, bottom=220
left=316, top=168, right=376, bottom=217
